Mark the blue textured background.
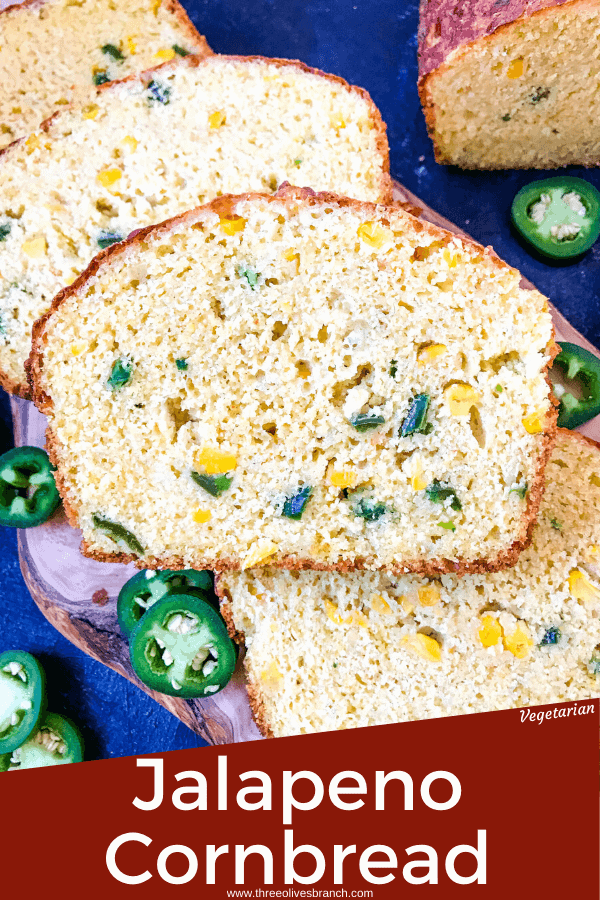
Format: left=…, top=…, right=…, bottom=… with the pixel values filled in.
left=0, top=0, right=598, bottom=760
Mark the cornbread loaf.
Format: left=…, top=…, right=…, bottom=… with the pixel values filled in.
left=0, top=54, right=391, bottom=397
left=219, top=430, right=600, bottom=737
left=418, top=0, right=600, bottom=169
left=30, top=186, right=557, bottom=575
left=0, top=0, right=208, bottom=150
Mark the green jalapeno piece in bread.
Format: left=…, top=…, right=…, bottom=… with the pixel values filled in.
left=118, top=568, right=216, bottom=637
left=350, top=495, right=387, bottom=522
left=93, top=70, right=110, bottom=86
left=97, top=231, right=124, bottom=249
left=0, top=447, right=60, bottom=528
left=350, top=413, right=386, bottom=432
left=282, top=485, right=313, bottom=520
left=101, top=43, right=125, bottom=61
left=540, top=627, right=561, bottom=646
left=511, top=177, right=600, bottom=260
left=129, top=594, right=236, bottom=698
left=1, top=712, right=83, bottom=771
left=92, top=514, right=144, bottom=555
left=426, top=479, right=462, bottom=512
left=400, top=394, right=431, bottom=437
left=107, top=357, right=132, bottom=391
left=550, top=343, right=600, bottom=429
left=191, top=471, right=233, bottom=497
left=0, top=651, right=46, bottom=756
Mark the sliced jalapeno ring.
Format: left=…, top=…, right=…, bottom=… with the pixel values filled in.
left=550, top=342, right=600, bottom=429
left=0, top=651, right=46, bottom=755
left=511, top=176, right=600, bottom=260
left=0, top=447, right=60, bottom=528
left=129, top=594, right=236, bottom=699
left=117, top=568, right=216, bottom=637
left=1, top=712, right=83, bottom=771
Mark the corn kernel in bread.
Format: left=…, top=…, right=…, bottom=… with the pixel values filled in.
left=0, top=0, right=208, bottom=150
left=220, top=430, right=600, bottom=737
left=0, top=53, right=391, bottom=396
left=418, top=0, right=600, bottom=168
left=30, top=186, right=556, bottom=575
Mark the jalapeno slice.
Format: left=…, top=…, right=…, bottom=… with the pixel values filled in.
left=0, top=447, right=60, bottom=527
left=550, top=342, right=600, bottom=429
left=117, top=568, right=216, bottom=637
left=129, top=593, right=236, bottom=698
left=1, top=712, right=83, bottom=771
left=511, top=177, right=600, bottom=259
left=0, top=651, right=46, bottom=755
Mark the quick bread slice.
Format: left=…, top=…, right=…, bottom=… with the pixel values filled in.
left=418, top=0, right=600, bottom=169
left=219, top=430, right=600, bottom=737
left=0, top=53, right=391, bottom=397
left=0, top=0, right=209, bottom=150
left=30, top=186, right=556, bottom=575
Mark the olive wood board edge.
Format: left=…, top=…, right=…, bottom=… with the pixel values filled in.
left=12, top=178, right=600, bottom=746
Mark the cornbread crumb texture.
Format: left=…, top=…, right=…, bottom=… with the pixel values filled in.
left=33, top=189, right=554, bottom=573
left=418, top=0, right=600, bottom=168
left=0, top=0, right=207, bottom=150
left=0, top=54, right=390, bottom=395
left=221, top=431, right=600, bottom=737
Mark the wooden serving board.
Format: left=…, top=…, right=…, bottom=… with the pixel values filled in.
left=13, top=180, right=600, bottom=745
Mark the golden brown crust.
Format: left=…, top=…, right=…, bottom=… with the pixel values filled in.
left=0, top=0, right=209, bottom=40
left=556, top=424, right=600, bottom=454
left=418, top=0, right=595, bottom=168
left=29, top=184, right=558, bottom=577
left=216, top=589, right=273, bottom=739
left=245, top=681, right=274, bottom=739
left=44, top=428, right=82, bottom=529
left=5, top=51, right=390, bottom=397
left=99, top=54, right=391, bottom=203
left=417, top=0, right=577, bottom=80
left=0, top=10, right=211, bottom=398
left=212, top=56, right=392, bottom=205
left=0, top=367, right=32, bottom=398
left=0, top=0, right=47, bottom=19
left=215, top=424, right=598, bottom=741
left=162, top=0, right=211, bottom=56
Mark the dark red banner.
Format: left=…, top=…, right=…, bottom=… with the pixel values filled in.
left=2, top=700, right=598, bottom=897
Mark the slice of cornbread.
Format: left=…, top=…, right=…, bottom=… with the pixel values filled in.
left=29, top=186, right=556, bottom=575
left=418, top=0, right=600, bottom=169
left=0, top=0, right=208, bottom=150
left=0, top=53, right=391, bottom=397
left=219, top=430, right=600, bottom=737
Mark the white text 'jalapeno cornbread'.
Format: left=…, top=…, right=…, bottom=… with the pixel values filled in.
left=0, top=53, right=391, bottom=396
left=30, top=186, right=556, bottom=575
left=219, top=431, right=600, bottom=737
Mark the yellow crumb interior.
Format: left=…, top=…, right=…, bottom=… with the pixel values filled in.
left=0, top=55, right=387, bottom=391
left=427, top=3, right=600, bottom=168
left=38, top=194, right=554, bottom=571
left=0, top=0, right=203, bottom=150
left=222, top=432, right=600, bottom=735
